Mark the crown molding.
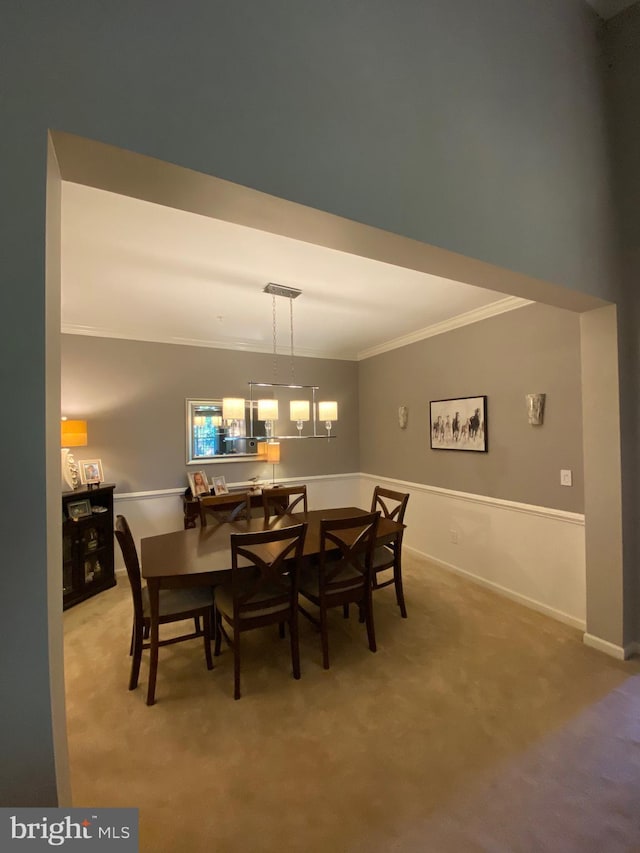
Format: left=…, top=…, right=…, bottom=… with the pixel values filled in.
left=62, top=296, right=532, bottom=362
left=357, top=296, right=532, bottom=361
left=61, top=324, right=354, bottom=360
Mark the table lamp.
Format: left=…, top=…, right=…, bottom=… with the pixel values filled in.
left=61, top=418, right=87, bottom=490
left=266, top=441, right=280, bottom=486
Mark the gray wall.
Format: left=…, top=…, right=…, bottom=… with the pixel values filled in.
left=359, top=304, right=584, bottom=512
left=61, top=336, right=359, bottom=492
left=0, top=0, right=629, bottom=806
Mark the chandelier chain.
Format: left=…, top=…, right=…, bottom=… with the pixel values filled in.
left=272, top=294, right=277, bottom=382
left=289, top=298, right=295, bottom=383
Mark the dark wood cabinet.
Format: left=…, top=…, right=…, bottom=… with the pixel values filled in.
left=62, top=484, right=116, bottom=610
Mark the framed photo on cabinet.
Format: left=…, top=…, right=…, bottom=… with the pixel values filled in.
left=67, top=498, right=92, bottom=520
left=78, top=458, right=104, bottom=484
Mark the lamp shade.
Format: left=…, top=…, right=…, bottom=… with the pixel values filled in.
left=290, top=400, right=310, bottom=421
left=61, top=419, right=88, bottom=448
left=222, top=397, right=245, bottom=421
left=266, top=441, right=281, bottom=464
left=258, top=399, right=279, bottom=421
left=318, top=401, right=338, bottom=422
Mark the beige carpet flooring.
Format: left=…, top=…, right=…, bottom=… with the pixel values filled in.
left=64, top=553, right=640, bottom=852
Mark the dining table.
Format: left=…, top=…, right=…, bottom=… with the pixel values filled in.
left=140, top=506, right=405, bottom=705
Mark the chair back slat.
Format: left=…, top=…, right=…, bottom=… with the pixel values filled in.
left=319, top=511, right=380, bottom=593
left=263, top=485, right=308, bottom=520
left=230, top=523, right=308, bottom=615
left=371, top=486, right=409, bottom=524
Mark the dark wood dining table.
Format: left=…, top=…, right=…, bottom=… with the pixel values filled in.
left=141, top=506, right=404, bottom=705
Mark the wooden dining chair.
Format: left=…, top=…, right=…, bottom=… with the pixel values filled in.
left=262, top=484, right=308, bottom=520
left=370, top=486, right=410, bottom=617
left=199, top=492, right=252, bottom=527
left=213, top=522, right=308, bottom=699
left=298, top=511, right=380, bottom=669
left=114, top=515, right=214, bottom=692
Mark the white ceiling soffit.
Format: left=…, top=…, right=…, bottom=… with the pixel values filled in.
left=61, top=182, right=530, bottom=361
left=586, top=0, right=638, bottom=18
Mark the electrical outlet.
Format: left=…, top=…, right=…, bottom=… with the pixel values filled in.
left=560, top=469, right=573, bottom=487
left=450, top=529, right=458, bottom=544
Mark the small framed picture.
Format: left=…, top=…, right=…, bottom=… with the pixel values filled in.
left=188, top=470, right=210, bottom=497
left=212, top=476, right=229, bottom=496
left=68, top=499, right=92, bottom=520
left=79, top=459, right=104, bottom=484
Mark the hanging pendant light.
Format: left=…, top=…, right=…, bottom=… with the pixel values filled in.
left=222, top=398, right=245, bottom=421
left=249, top=283, right=338, bottom=442
left=290, top=400, right=310, bottom=435
left=222, top=397, right=245, bottom=438
left=318, top=400, right=338, bottom=436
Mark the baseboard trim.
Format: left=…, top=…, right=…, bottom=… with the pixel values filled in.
left=407, top=546, right=586, bottom=631
left=582, top=633, right=629, bottom=660
left=359, top=473, right=584, bottom=525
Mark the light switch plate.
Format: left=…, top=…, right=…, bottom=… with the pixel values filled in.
left=560, top=469, right=573, bottom=487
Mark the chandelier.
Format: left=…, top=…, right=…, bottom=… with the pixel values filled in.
left=222, top=283, right=338, bottom=444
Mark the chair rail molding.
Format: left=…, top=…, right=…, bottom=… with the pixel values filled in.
left=359, top=472, right=586, bottom=632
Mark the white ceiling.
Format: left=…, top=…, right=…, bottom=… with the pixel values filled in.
left=61, top=182, right=527, bottom=361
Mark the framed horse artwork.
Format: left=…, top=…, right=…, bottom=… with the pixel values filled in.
left=430, top=396, right=488, bottom=452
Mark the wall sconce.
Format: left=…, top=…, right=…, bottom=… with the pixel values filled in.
left=398, top=406, right=408, bottom=429
left=526, top=393, right=545, bottom=425
left=61, top=418, right=88, bottom=490
left=318, top=401, right=338, bottom=436
left=290, top=400, right=310, bottom=435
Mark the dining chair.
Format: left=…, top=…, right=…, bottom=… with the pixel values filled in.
left=262, top=484, right=308, bottom=520
left=298, top=511, right=380, bottom=669
left=199, top=491, right=252, bottom=527
left=114, top=515, right=214, bottom=692
left=214, top=522, right=308, bottom=699
left=370, top=486, right=410, bottom=617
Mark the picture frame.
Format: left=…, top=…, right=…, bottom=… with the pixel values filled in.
left=67, top=498, right=92, bottom=520
left=188, top=470, right=210, bottom=497
left=430, top=396, right=488, bottom=452
left=79, top=458, right=104, bottom=484
left=212, top=475, right=229, bottom=496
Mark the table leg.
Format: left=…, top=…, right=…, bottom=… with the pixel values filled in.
left=147, top=578, right=160, bottom=706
